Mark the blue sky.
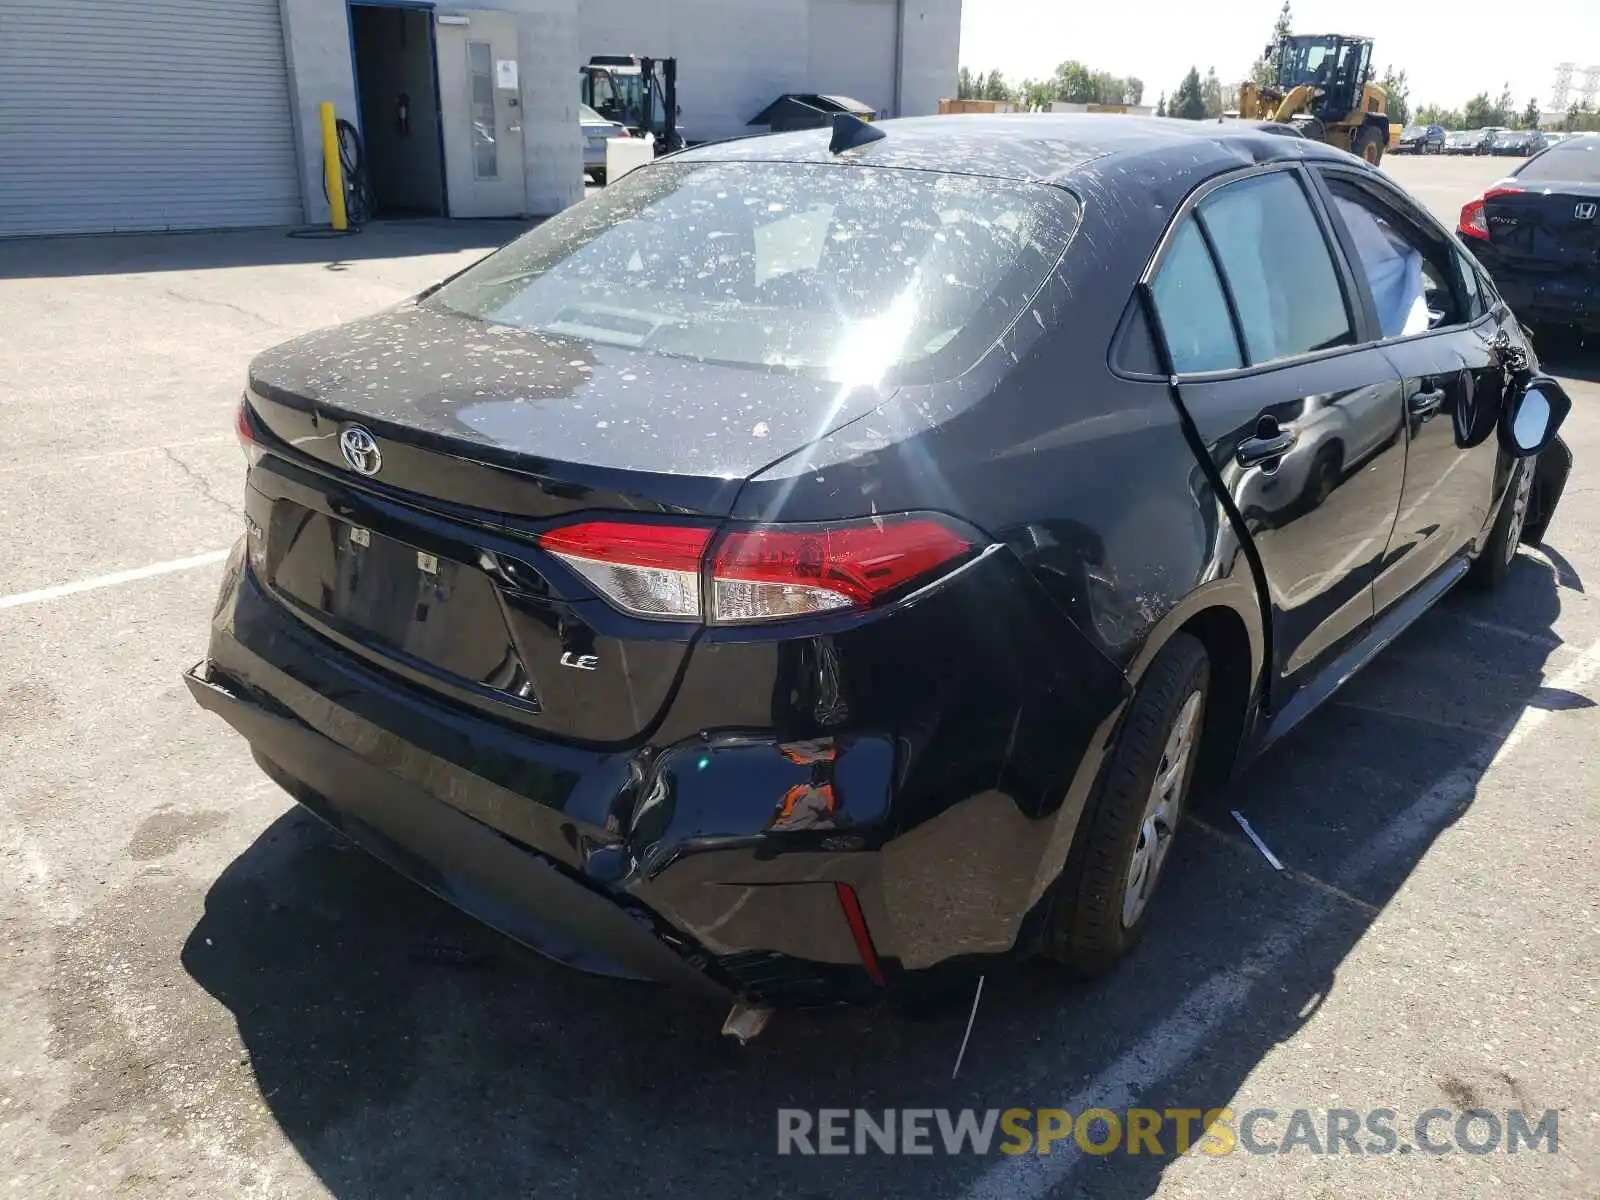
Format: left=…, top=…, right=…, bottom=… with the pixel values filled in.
left=958, top=0, right=1600, bottom=111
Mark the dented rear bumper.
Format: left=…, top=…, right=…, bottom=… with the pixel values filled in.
left=190, top=545, right=1129, bottom=1005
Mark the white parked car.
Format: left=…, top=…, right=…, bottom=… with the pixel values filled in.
left=581, top=103, right=630, bottom=185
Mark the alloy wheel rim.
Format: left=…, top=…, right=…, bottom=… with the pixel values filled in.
left=1122, top=690, right=1203, bottom=929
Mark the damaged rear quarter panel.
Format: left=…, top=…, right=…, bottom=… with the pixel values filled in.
left=733, top=160, right=1261, bottom=683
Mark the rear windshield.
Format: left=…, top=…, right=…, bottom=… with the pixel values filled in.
left=1515, top=137, right=1600, bottom=183
left=428, top=161, right=1080, bottom=384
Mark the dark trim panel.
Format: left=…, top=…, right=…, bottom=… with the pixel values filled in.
left=1254, top=553, right=1469, bottom=753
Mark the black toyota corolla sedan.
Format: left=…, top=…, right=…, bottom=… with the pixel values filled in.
left=188, top=114, right=1573, bottom=1016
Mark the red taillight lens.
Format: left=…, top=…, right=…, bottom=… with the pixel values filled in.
left=536, top=515, right=973, bottom=624
left=711, top=518, right=972, bottom=623
left=236, top=397, right=264, bottom=466
left=1460, top=185, right=1522, bottom=242
left=538, top=521, right=713, bottom=619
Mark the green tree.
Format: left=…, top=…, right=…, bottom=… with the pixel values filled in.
left=1416, top=103, right=1462, bottom=128
left=1490, top=83, right=1515, bottom=127
left=1251, top=0, right=1294, bottom=87
left=1462, top=92, right=1494, bottom=128
left=1156, top=93, right=1168, bottom=118
left=1378, top=66, right=1410, bottom=127
left=1522, top=97, right=1541, bottom=129
left=1052, top=60, right=1099, bottom=104
left=1174, top=67, right=1207, bottom=120
left=977, top=70, right=1013, bottom=102
left=1123, top=76, right=1145, bottom=106
left=1202, top=66, right=1225, bottom=119
left=1019, top=78, right=1053, bottom=111
left=958, top=67, right=976, bottom=100
left=1561, top=100, right=1600, bottom=132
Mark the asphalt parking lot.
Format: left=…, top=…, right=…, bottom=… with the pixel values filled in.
left=1, top=155, right=1596, bottom=1199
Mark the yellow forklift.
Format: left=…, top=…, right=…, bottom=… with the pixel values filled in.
left=1237, top=33, right=1391, bottom=164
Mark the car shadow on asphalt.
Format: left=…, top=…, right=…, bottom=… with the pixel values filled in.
left=0, top=219, right=535, bottom=280
left=180, top=549, right=1577, bottom=1200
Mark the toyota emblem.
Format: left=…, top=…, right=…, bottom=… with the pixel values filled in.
left=1576, top=202, right=1597, bottom=221
left=339, top=425, right=382, bottom=476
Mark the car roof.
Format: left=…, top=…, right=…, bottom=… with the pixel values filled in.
left=672, top=113, right=1355, bottom=191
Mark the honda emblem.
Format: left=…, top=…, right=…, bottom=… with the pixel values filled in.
left=1577, top=202, right=1598, bottom=221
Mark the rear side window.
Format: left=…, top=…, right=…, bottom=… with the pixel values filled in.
left=1322, top=177, right=1470, bottom=335
left=1515, top=137, right=1600, bottom=183
left=1196, top=172, right=1352, bottom=365
left=1149, top=219, right=1242, bottom=372
left=428, top=161, right=1081, bottom=384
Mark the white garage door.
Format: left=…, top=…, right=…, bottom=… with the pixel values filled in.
left=807, top=0, right=898, bottom=117
left=0, top=0, right=301, bottom=237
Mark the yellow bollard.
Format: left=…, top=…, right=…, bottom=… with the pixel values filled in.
left=320, top=102, right=348, bottom=232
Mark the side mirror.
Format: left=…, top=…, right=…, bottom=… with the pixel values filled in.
left=1499, top=376, right=1571, bottom=458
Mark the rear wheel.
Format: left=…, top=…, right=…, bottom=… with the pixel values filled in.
left=1354, top=125, right=1386, bottom=165
left=1468, top=457, right=1535, bottom=589
left=1043, top=634, right=1209, bottom=975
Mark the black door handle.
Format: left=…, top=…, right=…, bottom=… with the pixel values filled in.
left=1237, top=425, right=1298, bottom=467
left=1409, top=387, right=1445, bottom=417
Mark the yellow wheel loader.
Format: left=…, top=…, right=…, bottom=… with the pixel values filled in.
left=1238, top=33, right=1391, bottom=165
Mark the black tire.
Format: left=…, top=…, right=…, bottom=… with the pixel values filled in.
left=589, top=169, right=606, bottom=187
left=1353, top=125, right=1386, bottom=165
left=1468, top=457, right=1535, bottom=589
left=1043, top=633, right=1210, bottom=975
left=1298, top=442, right=1344, bottom=514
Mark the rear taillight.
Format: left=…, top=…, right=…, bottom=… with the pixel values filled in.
left=236, top=396, right=264, bottom=466
left=710, top=519, right=972, bottom=622
left=1460, top=185, right=1522, bottom=242
left=537, top=515, right=974, bottom=625
left=1459, top=197, right=1488, bottom=240
left=536, top=521, right=712, bottom=619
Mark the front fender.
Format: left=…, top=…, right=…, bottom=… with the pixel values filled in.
left=1523, top=435, right=1573, bottom=547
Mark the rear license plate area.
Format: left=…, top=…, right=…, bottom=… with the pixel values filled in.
left=268, top=505, right=536, bottom=703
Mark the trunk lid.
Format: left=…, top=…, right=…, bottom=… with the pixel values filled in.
left=1483, top=139, right=1600, bottom=269
left=247, top=302, right=890, bottom=519
left=243, top=303, right=891, bottom=746
left=1484, top=183, right=1600, bottom=268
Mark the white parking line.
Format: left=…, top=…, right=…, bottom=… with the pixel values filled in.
left=1455, top=613, right=1565, bottom=651
left=0, top=549, right=230, bottom=611
left=959, top=634, right=1600, bottom=1200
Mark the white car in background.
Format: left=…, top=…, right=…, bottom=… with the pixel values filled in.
left=581, top=103, right=630, bottom=185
